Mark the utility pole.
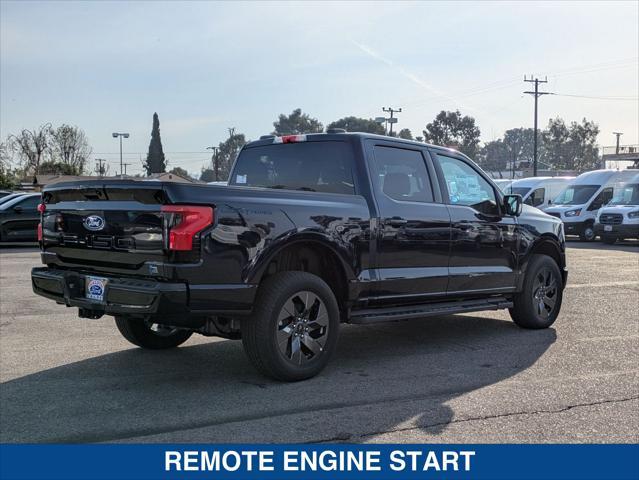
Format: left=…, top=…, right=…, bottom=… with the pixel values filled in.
left=382, top=107, right=402, bottom=136
left=524, top=76, right=551, bottom=176
left=206, top=146, right=220, bottom=181
left=228, top=127, right=235, bottom=138
left=95, top=158, right=107, bottom=177
left=612, top=132, right=623, bottom=154
left=122, top=163, right=131, bottom=176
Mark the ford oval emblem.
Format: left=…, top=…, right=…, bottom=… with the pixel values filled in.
left=83, top=215, right=105, bottom=231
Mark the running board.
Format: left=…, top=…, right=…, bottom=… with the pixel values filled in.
left=349, top=297, right=513, bottom=324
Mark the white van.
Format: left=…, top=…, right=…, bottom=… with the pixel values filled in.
left=492, top=179, right=513, bottom=192
left=506, top=176, right=575, bottom=211
left=594, top=172, right=639, bottom=244
left=545, top=169, right=639, bottom=241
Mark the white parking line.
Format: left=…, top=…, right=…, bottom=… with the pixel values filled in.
left=566, top=281, right=639, bottom=289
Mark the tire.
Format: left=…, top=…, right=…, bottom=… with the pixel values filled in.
left=509, top=254, right=563, bottom=329
left=115, top=316, right=193, bottom=349
left=241, top=271, right=340, bottom=382
left=579, top=222, right=596, bottom=242
left=601, top=234, right=617, bottom=245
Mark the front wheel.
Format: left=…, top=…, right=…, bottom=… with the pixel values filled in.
left=241, top=272, right=340, bottom=381
left=510, top=255, right=563, bottom=329
left=579, top=223, right=596, bottom=242
left=115, top=316, right=193, bottom=349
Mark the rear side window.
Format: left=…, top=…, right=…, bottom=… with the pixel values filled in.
left=229, top=141, right=355, bottom=195
left=371, top=146, right=434, bottom=202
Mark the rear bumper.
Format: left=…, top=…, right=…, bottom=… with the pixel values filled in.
left=31, top=267, right=257, bottom=320
left=594, top=223, right=639, bottom=238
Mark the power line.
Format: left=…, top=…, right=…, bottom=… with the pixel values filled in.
left=524, top=75, right=553, bottom=177
left=551, top=93, right=638, bottom=100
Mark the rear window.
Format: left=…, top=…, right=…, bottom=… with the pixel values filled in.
left=229, top=141, right=355, bottom=195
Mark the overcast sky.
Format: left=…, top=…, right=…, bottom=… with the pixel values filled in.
left=1, top=1, right=637, bottom=176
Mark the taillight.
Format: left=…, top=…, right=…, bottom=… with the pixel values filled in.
left=161, top=205, right=214, bottom=251
left=273, top=134, right=307, bottom=144
left=37, top=222, right=43, bottom=242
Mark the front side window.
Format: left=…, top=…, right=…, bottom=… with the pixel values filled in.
left=436, top=154, right=499, bottom=215
left=372, top=146, right=434, bottom=202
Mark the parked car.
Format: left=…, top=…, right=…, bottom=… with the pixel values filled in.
left=545, top=169, right=639, bottom=241
left=0, top=193, right=41, bottom=242
left=0, top=192, right=27, bottom=206
left=32, top=132, right=567, bottom=381
left=595, top=172, right=639, bottom=244
left=506, top=177, right=575, bottom=211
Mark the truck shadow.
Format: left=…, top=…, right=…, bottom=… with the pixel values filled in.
left=0, top=314, right=555, bottom=443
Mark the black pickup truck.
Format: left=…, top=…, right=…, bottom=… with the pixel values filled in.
left=32, top=132, right=567, bottom=381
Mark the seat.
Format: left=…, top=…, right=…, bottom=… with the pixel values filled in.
left=383, top=172, right=411, bottom=198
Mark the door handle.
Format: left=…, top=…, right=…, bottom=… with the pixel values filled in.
left=388, top=217, right=408, bottom=227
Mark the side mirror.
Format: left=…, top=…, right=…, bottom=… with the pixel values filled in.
left=548, top=199, right=552, bottom=205
left=503, top=194, right=523, bottom=216
left=13, top=206, right=23, bottom=213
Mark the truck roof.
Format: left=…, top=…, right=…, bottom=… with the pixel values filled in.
left=570, top=169, right=639, bottom=185
left=244, top=131, right=462, bottom=156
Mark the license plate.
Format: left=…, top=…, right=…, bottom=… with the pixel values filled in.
left=604, top=225, right=613, bottom=232
left=85, top=276, right=108, bottom=301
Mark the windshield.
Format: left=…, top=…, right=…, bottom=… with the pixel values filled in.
left=553, top=185, right=599, bottom=205
left=608, top=184, right=639, bottom=206
left=229, top=141, right=355, bottom=194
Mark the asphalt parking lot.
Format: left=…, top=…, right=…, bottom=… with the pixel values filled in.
left=1, top=242, right=637, bottom=444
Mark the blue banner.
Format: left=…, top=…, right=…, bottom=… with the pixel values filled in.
left=1, top=444, right=638, bottom=480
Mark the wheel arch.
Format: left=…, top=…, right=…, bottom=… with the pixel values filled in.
left=518, top=235, right=566, bottom=290
left=246, top=234, right=355, bottom=312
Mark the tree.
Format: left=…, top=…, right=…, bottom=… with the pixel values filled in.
left=143, top=113, right=167, bottom=175
left=503, top=128, right=536, bottom=171
left=478, top=140, right=509, bottom=172
left=327, top=116, right=385, bottom=134
left=0, top=141, right=16, bottom=189
left=397, top=128, right=413, bottom=140
left=272, top=108, right=323, bottom=135
left=422, top=110, right=481, bottom=158
left=541, top=117, right=599, bottom=171
left=169, top=166, right=191, bottom=179
left=38, top=161, right=79, bottom=175
left=48, top=124, right=92, bottom=175
left=8, top=124, right=51, bottom=174
left=216, top=130, right=247, bottom=181
left=200, top=168, right=216, bottom=183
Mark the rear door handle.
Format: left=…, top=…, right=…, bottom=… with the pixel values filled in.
left=388, top=217, right=408, bottom=227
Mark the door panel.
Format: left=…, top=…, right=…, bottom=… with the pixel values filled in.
left=432, top=152, right=518, bottom=295
left=366, top=141, right=451, bottom=304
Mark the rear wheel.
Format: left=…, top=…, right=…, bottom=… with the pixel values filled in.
left=601, top=234, right=617, bottom=245
left=241, top=271, right=339, bottom=381
left=115, top=316, right=193, bottom=349
left=510, top=255, right=563, bottom=329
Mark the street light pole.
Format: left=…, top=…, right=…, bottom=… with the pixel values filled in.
left=112, top=132, right=130, bottom=176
